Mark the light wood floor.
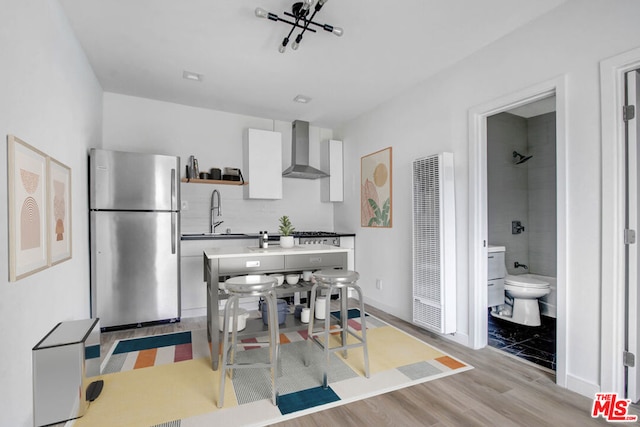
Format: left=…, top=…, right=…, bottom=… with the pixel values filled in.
left=97, top=305, right=638, bottom=426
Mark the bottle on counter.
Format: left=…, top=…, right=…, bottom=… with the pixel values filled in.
left=263, top=230, right=269, bottom=248
left=259, top=231, right=264, bottom=248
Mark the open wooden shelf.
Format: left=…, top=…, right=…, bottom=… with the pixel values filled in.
left=181, top=178, right=247, bottom=186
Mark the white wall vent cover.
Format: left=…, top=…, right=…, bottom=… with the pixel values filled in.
left=412, top=152, right=456, bottom=334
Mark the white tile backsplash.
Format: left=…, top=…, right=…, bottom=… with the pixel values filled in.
left=180, top=179, right=335, bottom=235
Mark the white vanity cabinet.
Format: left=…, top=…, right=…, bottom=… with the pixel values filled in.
left=320, top=139, right=343, bottom=202
left=243, top=128, right=282, bottom=200
left=488, top=248, right=506, bottom=307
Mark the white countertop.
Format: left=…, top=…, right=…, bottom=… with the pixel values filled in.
left=204, top=245, right=350, bottom=259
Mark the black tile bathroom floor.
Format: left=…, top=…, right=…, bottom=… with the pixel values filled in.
left=487, top=309, right=556, bottom=371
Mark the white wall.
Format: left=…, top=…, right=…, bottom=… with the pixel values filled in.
left=102, top=93, right=335, bottom=234
left=334, top=0, right=640, bottom=397
left=0, top=1, right=103, bottom=426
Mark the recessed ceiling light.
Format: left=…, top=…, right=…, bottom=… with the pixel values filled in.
left=293, top=95, right=311, bottom=104
left=183, top=70, right=203, bottom=82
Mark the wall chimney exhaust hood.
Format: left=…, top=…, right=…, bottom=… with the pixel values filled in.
left=282, top=120, right=329, bottom=179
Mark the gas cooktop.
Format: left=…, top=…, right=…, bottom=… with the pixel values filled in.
left=295, top=231, right=340, bottom=246
left=294, top=231, right=339, bottom=237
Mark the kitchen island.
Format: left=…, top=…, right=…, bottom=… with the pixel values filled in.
left=203, top=245, right=349, bottom=370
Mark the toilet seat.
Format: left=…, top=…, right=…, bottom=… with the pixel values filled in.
left=505, top=274, right=549, bottom=289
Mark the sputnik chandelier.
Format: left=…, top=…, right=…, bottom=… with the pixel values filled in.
left=255, top=0, right=343, bottom=53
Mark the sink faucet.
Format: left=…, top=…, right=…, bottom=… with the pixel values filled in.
left=210, top=189, right=223, bottom=233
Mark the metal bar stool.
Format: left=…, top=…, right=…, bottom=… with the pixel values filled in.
left=306, top=269, right=370, bottom=388
left=218, top=274, right=279, bottom=408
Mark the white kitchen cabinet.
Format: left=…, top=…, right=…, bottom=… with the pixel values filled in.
left=320, top=139, right=343, bottom=202
left=180, top=240, right=212, bottom=318
left=243, top=128, right=282, bottom=200
left=339, top=235, right=355, bottom=271
left=181, top=238, right=259, bottom=317
left=181, top=255, right=207, bottom=318
left=339, top=235, right=355, bottom=297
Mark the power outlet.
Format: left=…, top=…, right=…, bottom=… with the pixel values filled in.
left=376, top=279, right=382, bottom=290
left=181, top=201, right=189, bottom=210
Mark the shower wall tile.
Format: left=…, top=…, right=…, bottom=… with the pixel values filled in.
left=488, top=111, right=556, bottom=277
left=487, top=113, right=529, bottom=265
left=527, top=112, right=556, bottom=276
left=506, top=242, right=529, bottom=275
left=528, top=165, right=556, bottom=188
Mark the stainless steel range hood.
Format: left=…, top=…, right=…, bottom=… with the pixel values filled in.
left=282, top=120, right=329, bottom=179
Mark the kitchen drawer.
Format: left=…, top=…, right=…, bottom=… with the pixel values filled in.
left=218, top=255, right=285, bottom=275
left=488, top=278, right=505, bottom=307
left=285, top=252, right=346, bottom=270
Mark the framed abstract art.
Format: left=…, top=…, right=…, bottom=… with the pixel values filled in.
left=8, top=135, right=49, bottom=281
left=361, top=146, right=392, bottom=228
left=48, top=156, right=72, bottom=265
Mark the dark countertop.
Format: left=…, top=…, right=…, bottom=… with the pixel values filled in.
left=181, top=232, right=356, bottom=241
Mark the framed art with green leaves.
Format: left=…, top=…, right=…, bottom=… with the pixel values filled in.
left=361, top=146, right=392, bottom=228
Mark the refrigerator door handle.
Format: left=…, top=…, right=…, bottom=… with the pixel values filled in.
left=171, top=168, right=177, bottom=211
left=171, top=212, right=177, bottom=254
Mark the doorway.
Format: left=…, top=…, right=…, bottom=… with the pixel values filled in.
left=485, top=98, right=557, bottom=371
left=600, top=47, right=640, bottom=401
left=624, top=68, right=639, bottom=402
left=468, top=76, right=568, bottom=387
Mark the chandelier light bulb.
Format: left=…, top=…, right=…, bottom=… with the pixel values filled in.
left=279, top=37, right=289, bottom=53
left=255, top=0, right=342, bottom=52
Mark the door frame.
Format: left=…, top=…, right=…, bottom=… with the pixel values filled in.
left=468, top=75, right=568, bottom=387
left=600, top=47, right=640, bottom=396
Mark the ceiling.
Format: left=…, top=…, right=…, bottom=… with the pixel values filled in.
left=58, top=0, right=567, bottom=128
left=508, top=96, right=556, bottom=118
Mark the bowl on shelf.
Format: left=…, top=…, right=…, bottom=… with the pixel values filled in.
left=270, top=274, right=284, bottom=286
left=285, top=274, right=299, bottom=285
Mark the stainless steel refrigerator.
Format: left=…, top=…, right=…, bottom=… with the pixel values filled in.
left=89, top=149, right=180, bottom=329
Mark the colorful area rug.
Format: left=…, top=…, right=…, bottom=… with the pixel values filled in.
left=69, top=310, right=472, bottom=427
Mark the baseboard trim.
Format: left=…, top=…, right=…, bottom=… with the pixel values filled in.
left=364, top=297, right=470, bottom=347
left=181, top=307, right=206, bottom=318
left=440, top=331, right=470, bottom=347
left=566, top=373, right=600, bottom=399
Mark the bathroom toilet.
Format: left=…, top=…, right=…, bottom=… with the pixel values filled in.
left=502, top=275, right=550, bottom=326
left=489, top=247, right=550, bottom=326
